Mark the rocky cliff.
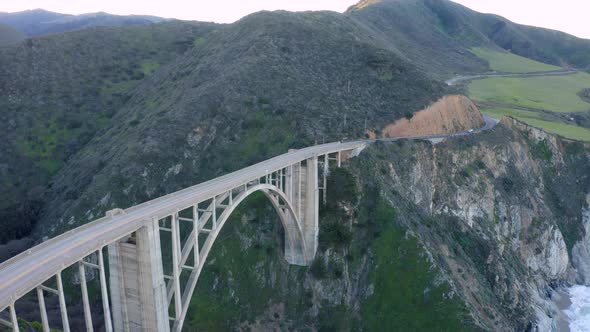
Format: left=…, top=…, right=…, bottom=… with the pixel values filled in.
left=367, top=117, right=590, bottom=329
left=572, top=197, right=590, bottom=286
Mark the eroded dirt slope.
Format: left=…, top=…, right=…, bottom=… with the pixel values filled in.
left=382, top=95, right=484, bottom=137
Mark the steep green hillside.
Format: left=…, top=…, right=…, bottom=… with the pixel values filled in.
left=346, top=0, right=488, bottom=77
left=0, top=23, right=25, bottom=46
left=346, top=0, right=590, bottom=77
left=35, top=10, right=448, bottom=239
left=486, top=21, right=590, bottom=71
left=0, top=21, right=216, bottom=242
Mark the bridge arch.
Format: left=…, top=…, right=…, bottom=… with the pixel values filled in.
left=197, top=183, right=308, bottom=270
left=171, top=183, right=308, bottom=331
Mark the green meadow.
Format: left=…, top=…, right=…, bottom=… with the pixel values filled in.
left=469, top=72, right=590, bottom=113
left=471, top=47, right=561, bottom=73
left=482, top=107, right=590, bottom=141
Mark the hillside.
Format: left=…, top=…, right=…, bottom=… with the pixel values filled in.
left=0, top=21, right=216, bottom=243
left=342, top=0, right=590, bottom=142
left=34, top=10, right=448, bottom=239
left=346, top=0, right=590, bottom=77
left=0, top=9, right=165, bottom=36
left=0, top=23, right=25, bottom=46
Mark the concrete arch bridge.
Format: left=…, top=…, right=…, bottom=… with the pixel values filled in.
left=0, top=141, right=366, bottom=332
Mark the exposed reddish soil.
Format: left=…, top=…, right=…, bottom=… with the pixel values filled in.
left=382, top=95, right=484, bottom=137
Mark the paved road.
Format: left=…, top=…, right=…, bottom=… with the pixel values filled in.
left=379, top=115, right=498, bottom=142
left=445, top=69, right=578, bottom=86
left=0, top=117, right=498, bottom=311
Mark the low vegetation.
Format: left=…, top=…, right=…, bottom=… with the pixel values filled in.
left=470, top=47, right=560, bottom=73
left=482, top=107, right=590, bottom=141
left=469, top=73, right=590, bottom=113
left=362, top=219, right=476, bottom=331
left=469, top=71, right=590, bottom=141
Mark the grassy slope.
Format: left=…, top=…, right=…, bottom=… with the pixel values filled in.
left=471, top=47, right=561, bottom=73
left=483, top=107, right=590, bottom=141
left=468, top=73, right=590, bottom=113
left=468, top=71, right=590, bottom=141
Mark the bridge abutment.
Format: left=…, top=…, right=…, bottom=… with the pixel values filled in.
left=108, top=219, right=169, bottom=332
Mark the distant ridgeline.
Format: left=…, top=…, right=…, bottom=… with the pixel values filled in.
left=0, top=9, right=165, bottom=36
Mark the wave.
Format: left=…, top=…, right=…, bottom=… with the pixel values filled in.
left=564, top=285, right=590, bottom=332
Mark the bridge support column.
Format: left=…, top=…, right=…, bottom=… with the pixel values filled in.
left=108, top=219, right=169, bottom=332
left=285, top=155, right=319, bottom=266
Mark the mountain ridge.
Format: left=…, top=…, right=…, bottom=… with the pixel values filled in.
left=346, top=0, right=590, bottom=76
left=0, top=8, right=167, bottom=36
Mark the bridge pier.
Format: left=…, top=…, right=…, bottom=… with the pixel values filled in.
left=284, top=155, right=319, bottom=265
left=108, top=219, right=169, bottom=332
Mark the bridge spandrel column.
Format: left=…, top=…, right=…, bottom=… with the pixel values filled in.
left=284, top=163, right=303, bottom=265
left=108, top=220, right=169, bottom=332
left=284, top=156, right=319, bottom=266
left=303, top=155, right=319, bottom=262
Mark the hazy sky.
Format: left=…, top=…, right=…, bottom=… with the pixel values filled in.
left=1, top=0, right=588, bottom=39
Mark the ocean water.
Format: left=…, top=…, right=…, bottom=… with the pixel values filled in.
left=564, top=285, right=590, bottom=332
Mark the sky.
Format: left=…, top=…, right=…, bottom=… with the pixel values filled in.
left=1, top=0, right=588, bottom=39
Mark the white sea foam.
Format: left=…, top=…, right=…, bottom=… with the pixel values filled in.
left=564, top=285, right=590, bottom=332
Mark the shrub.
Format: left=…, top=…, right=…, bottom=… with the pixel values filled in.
left=326, top=167, right=357, bottom=207
left=320, top=220, right=353, bottom=247
left=310, top=258, right=326, bottom=279
left=530, top=139, right=553, bottom=161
